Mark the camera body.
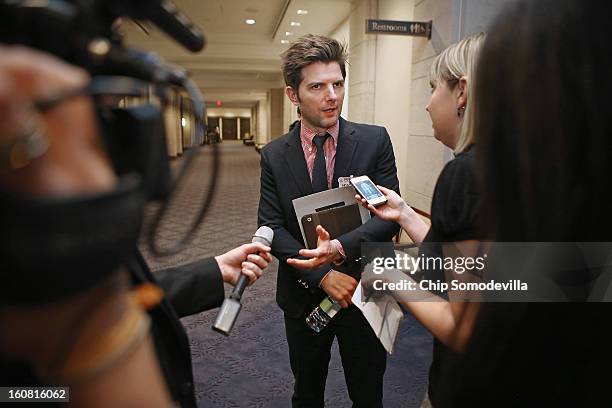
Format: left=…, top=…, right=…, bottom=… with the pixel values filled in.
left=0, top=0, right=211, bottom=302
left=0, top=0, right=206, bottom=200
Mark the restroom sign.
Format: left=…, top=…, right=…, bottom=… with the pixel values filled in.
left=366, top=19, right=432, bottom=39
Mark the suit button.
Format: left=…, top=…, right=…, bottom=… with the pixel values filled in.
left=181, top=381, right=193, bottom=396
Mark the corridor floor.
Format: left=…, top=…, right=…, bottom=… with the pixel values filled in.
left=140, top=141, right=432, bottom=407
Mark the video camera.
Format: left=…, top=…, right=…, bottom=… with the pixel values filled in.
left=0, top=0, right=219, bottom=303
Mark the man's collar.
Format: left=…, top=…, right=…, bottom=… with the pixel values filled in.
left=300, top=120, right=340, bottom=146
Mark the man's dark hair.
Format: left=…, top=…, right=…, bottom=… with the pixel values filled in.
left=281, top=34, right=348, bottom=93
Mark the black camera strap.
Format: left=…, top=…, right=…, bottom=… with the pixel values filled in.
left=0, top=174, right=146, bottom=304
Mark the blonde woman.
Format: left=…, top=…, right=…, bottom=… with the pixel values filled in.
left=356, top=33, right=485, bottom=408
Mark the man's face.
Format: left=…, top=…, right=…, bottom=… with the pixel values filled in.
left=286, top=61, right=345, bottom=133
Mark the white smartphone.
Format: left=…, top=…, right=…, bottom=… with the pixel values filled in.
left=350, top=175, right=388, bottom=207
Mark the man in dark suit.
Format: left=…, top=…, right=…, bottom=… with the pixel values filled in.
left=258, top=34, right=400, bottom=407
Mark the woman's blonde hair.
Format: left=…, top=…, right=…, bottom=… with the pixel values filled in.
left=429, top=32, right=485, bottom=153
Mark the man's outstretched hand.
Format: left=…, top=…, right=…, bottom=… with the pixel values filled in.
left=287, top=225, right=343, bottom=270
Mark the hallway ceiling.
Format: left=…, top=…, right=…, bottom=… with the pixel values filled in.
left=122, top=0, right=352, bottom=108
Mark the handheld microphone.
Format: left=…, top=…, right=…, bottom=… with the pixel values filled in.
left=213, top=226, right=274, bottom=335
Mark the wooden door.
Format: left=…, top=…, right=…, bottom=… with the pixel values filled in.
left=221, top=117, right=238, bottom=140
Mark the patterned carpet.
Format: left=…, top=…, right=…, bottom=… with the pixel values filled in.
left=140, top=141, right=432, bottom=407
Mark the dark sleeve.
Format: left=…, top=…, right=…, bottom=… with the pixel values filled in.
left=429, top=153, right=481, bottom=242
left=416, top=153, right=480, bottom=292
left=153, top=257, right=225, bottom=318
left=336, top=127, right=401, bottom=264
left=257, top=148, right=332, bottom=287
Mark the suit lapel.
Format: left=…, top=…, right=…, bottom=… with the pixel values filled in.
left=332, top=117, right=358, bottom=188
left=283, top=124, right=313, bottom=196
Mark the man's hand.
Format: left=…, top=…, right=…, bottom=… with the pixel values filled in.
left=287, top=225, right=342, bottom=270
left=215, top=242, right=272, bottom=286
left=320, top=270, right=357, bottom=308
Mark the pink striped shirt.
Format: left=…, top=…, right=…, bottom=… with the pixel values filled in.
left=299, top=120, right=346, bottom=267
left=299, top=120, right=340, bottom=189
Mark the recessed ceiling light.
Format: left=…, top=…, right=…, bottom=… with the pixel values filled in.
left=290, top=21, right=301, bottom=27
left=281, top=40, right=290, bottom=44
left=245, top=19, right=256, bottom=25
left=297, top=9, right=308, bottom=15
left=285, top=31, right=293, bottom=36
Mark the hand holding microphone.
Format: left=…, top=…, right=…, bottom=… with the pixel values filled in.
left=213, top=226, right=274, bottom=335
left=214, top=240, right=272, bottom=287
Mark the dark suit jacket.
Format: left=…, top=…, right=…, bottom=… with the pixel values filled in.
left=130, top=252, right=225, bottom=408
left=258, top=117, right=400, bottom=318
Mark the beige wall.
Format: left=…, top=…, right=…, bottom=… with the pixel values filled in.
left=329, top=17, right=351, bottom=120
left=251, top=106, right=258, bottom=140
left=283, top=91, right=300, bottom=134
left=404, top=0, right=458, bottom=213
left=256, top=97, right=269, bottom=145
left=347, top=0, right=378, bottom=124
left=404, top=0, right=513, bottom=213
left=341, top=0, right=461, bottom=213
left=270, top=88, right=285, bottom=139
left=373, top=0, right=415, bottom=207
left=344, top=0, right=419, bottom=210
left=164, top=91, right=183, bottom=157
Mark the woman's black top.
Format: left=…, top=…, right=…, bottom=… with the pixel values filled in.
left=417, top=145, right=481, bottom=407
left=421, top=146, right=612, bottom=407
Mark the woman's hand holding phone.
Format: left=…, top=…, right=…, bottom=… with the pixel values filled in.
left=355, top=185, right=408, bottom=223
left=356, top=185, right=430, bottom=246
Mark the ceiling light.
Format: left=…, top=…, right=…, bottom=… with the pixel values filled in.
left=285, top=31, right=293, bottom=36
left=281, top=40, right=290, bottom=44
left=290, top=21, right=301, bottom=27
left=297, top=9, right=308, bottom=15
left=245, top=19, right=256, bottom=25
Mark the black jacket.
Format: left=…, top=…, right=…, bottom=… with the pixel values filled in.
left=257, top=118, right=401, bottom=318
left=129, top=252, right=225, bottom=408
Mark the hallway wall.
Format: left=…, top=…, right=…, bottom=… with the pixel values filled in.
left=404, top=0, right=458, bottom=213
left=269, top=88, right=284, bottom=140
left=404, top=0, right=513, bottom=214
left=329, top=17, right=351, bottom=120
left=256, top=97, right=269, bottom=145
left=373, top=0, right=415, bottom=212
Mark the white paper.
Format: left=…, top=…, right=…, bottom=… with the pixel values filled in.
left=352, top=282, right=404, bottom=354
